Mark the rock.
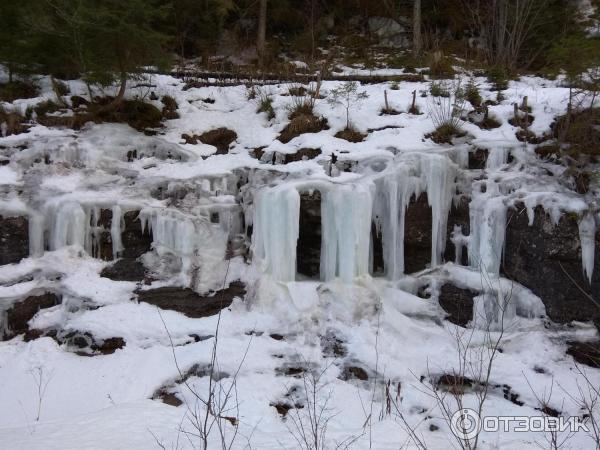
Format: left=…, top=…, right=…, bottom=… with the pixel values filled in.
left=154, top=390, right=183, bottom=407
left=137, top=281, right=246, bottom=318
left=100, top=258, right=147, bottom=281
left=56, top=330, right=125, bottom=355
left=404, top=193, right=432, bottom=273
left=3, top=293, right=61, bottom=340
left=121, top=211, right=153, bottom=258
left=438, top=283, right=476, bottom=327
left=0, top=215, right=29, bottom=265
left=445, top=197, right=470, bottom=265
left=368, top=17, right=408, bottom=48
left=566, top=341, right=600, bottom=368
left=504, top=205, right=599, bottom=324
left=469, top=148, right=488, bottom=169
left=297, top=191, right=321, bottom=278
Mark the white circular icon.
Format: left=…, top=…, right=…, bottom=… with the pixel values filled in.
left=450, top=408, right=482, bottom=440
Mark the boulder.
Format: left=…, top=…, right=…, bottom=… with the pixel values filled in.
left=438, top=283, right=476, bottom=327
left=503, top=205, right=600, bottom=324
left=100, top=258, right=147, bottom=282
left=3, top=292, right=61, bottom=340
left=0, top=215, right=29, bottom=265
left=137, top=281, right=246, bottom=318
left=368, top=17, right=408, bottom=48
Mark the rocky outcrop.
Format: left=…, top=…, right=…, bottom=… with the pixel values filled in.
left=121, top=211, right=153, bottom=258
left=137, top=281, right=246, bottom=318
left=297, top=191, right=321, bottom=278
left=445, top=197, right=470, bottom=265
left=404, top=193, right=432, bottom=273
left=0, top=215, right=29, bottom=265
left=438, top=283, right=476, bottom=327
left=504, top=205, right=600, bottom=324
left=2, top=292, right=61, bottom=340
left=94, top=209, right=152, bottom=262
left=100, top=258, right=147, bottom=282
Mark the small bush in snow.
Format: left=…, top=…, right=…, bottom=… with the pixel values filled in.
left=327, top=81, right=368, bottom=130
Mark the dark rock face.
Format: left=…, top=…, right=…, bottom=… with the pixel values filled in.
left=3, top=293, right=61, bottom=340
left=297, top=191, right=321, bottom=278
left=93, top=210, right=152, bottom=261
left=100, top=258, right=147, bottom=282
left=0, top=215, right=29, bottom=265
left=121, top=211, right=153, bottom=258
left=469, top=148, right=488, bottom=169
left=404, top=193, right=432, bottom=273
left=92, top=209, right=114, bottom=260
left=371, top=223, right=385, bottom=275
left=438, top=283, right=476, bottom=327
left=137, top=281, right=246, bottom=318
left=504, top=205, right=600, bottom=324
left=445, top=197, right=470, bottom=265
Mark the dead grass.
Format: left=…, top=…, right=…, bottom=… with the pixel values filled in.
left=335, top=127, right=366, bottom=143
left=552, top=108, right=600, bottom=157
left=279, top=113, right=328, bottom=143
left=199, top=127, right=237, bottom=154
left=427, top=123, right=466, bottom=144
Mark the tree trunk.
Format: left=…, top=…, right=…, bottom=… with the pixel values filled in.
left=109, top=71, right=128, bottom=110
left=413, top=0, right=422, bottom=57
left=257, top=0, right=267, bottom=68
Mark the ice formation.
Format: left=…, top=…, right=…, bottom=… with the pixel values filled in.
left=320, top=183, right=374, bottom=283
left=140, top=208, right=229, bottom=293
left=578, top=212, right=597, bottom=284
left=372, top=153, right=457, bottom=279
left=468, top=184, right=507, bottom=277
left=485, top=147, right=511, bottom=169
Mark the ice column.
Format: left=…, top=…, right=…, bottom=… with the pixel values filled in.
left=485, top=147, right=510, bottom=170
left=28, top=212, right=45, bottom=256
left=111, top=205, right=124, bottom=259
left=468, top=194, right=507, bottom=276
left=372, top=166, right=415, bottom=279
left=252, top=186, right=300, bottom=282
left=321, top=183, right=374, bottom=283
left=578, top=212, right=596, bottom=284
left=50, top=201, right=88, bottom=250
left=421, top=154, right=457, bottom=267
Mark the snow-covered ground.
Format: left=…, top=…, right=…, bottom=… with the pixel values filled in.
left=0, top=68, right=599, bottom=449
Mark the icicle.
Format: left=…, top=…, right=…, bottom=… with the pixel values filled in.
left=421, top=154, right=457, bottom=267
left=252, top=186, right=300, bottom=282
left=28, top=212, right=45, bottom=256
left=51, top=201, right=87, bottom=250
left=578, top=212, right=596, bottom=284
left=321, top=183, right=374, bottom=283
left=472, top=289, right=516, bottom=331
left=485, top=147, right=509, bottom=170
left=111, top=205, right=124, bottom=259
left=468, top=195, right=507, bottom=277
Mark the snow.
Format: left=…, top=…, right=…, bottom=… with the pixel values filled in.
left=0, top=166, right=20, bottom=185
left=0, top=67, right=598, bottom=449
